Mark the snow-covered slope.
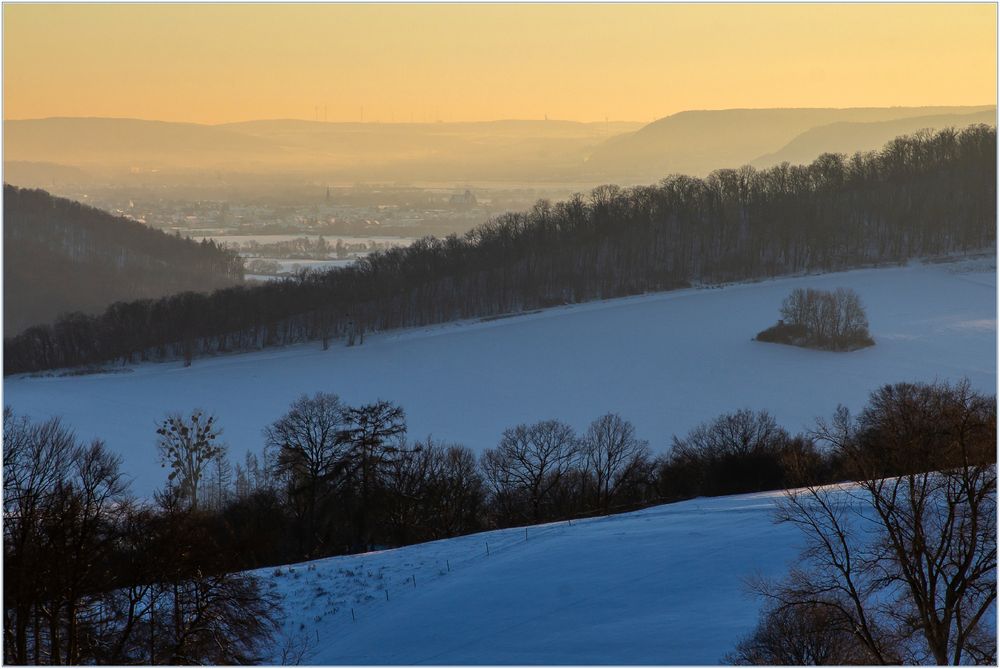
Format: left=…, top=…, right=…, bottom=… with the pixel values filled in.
left=260, top=489, right=819, bottom=664
left=4, top=257, right=995, bottom=496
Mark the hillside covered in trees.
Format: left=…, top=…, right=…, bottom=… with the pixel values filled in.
left=3, top=185, right=244, bottom=336
left=4, top=125, right=995, bottom=374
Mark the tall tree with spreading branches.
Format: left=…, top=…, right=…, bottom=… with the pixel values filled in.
left=156, top=410, right=224, bottom=511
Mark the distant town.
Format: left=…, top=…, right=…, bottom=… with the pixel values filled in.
left=33, top=182, right=585, bottom=279
left=39, top=182, right=582, bottom=241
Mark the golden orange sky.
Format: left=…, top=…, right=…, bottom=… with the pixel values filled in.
left=4, top=3, right=996, bottom=124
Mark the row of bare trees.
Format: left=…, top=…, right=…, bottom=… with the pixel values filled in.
left=144, top=395, right=764, bottom=564
left=5, top=125, right=995, bottom=374
left=152, top=379, right=994, bottom=567
left=239, top=395, right=657, bottom=556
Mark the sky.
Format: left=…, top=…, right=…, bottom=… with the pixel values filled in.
left=3, top=3, right=997, bottom=124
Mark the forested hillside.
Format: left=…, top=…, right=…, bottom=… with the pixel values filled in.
left=3, top=185, right=244, bottom=336
left=4, top=125, right=995, bottom=374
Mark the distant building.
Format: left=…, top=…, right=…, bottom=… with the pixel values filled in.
left=449, top=189, right=477, bottom=207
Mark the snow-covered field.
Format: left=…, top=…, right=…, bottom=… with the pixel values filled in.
left=200, top=234, right=419, bottom=246
left=4, top=257, right=995, bottom=497
left=260, top=488, right=826, bottom=664
left=246, top=258, right=360, bottom=282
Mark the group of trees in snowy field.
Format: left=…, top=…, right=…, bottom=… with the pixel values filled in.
left=757, top=287, right=874, bottom=350
left=4, top=379, right=995, bottom=664
left=5, top=125, right=995, bottom=374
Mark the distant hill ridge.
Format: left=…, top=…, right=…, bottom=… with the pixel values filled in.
left=5, top=106, right=993, bottom=183
left=751, top=110, right=997, bottom=168
left=3, top=185, right=244, bottom=336
left=3, top=116, right=643, bottom=180
left=585, top=105, right=996, bottom=181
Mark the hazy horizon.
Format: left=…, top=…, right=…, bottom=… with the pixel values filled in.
left=5, top=102, right=998, bottom=126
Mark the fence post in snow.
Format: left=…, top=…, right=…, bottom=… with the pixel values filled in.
left=412, top=574, right=416, bottom=588
left=446, top=559, right=450, bottom=572
left=351, top=608, right=356, bottom=623
left=486, top=541, right=490, bottom=556
left=385, top=589, right=389, bottom=602
left=525, top=527, right=528, bottom=541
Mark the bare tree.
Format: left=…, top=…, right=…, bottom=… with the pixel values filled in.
left=779, top=288, right=812, bottom=330
left=726, top=600, right=879, bottom=665
left=204, top=450, right=233, bottom=511
left=145, top=489, right=282, bottom=665
left=264, top=392, right=349, bottom=553
left=154, top=572, right=281, bottom=665
left=3, top=409, right=77, bottom=664
left=834, top=287, right=869, bottom=342
left=340, top=400, right=409, bottom=550
left=429, top=444, right=486, bottom=537
left=754, top=380, right=996, bottom=665
left=48, top=441, right=130, bottom=664
left=668, top=409, right=793, bottom=496
left=581, top=413, right=650, bottom=511
left=481, top=419, right=580, bottom=522
left=383, top=439, right=485, bottom=542
left=673, top=408, right=787, bottom=460
left=3, top=409, right=132, bottom=665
